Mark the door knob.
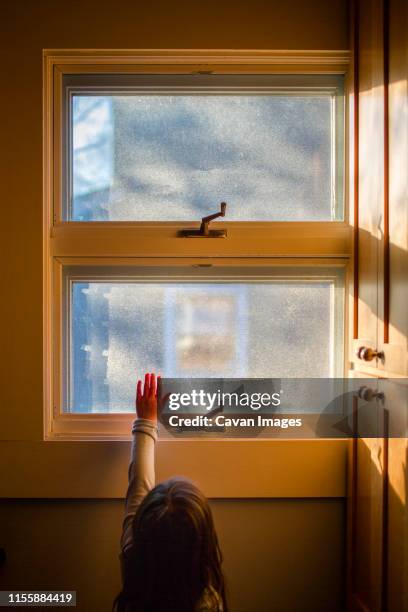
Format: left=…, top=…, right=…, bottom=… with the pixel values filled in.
left=356, top=346, right=384, bottom=361
left=357, top=385, right=385, bottom=401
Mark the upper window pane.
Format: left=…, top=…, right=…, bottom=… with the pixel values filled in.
left=65, top=74, right=344, bottom=222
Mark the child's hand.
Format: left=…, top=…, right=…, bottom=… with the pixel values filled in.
left=136, top=373, right=159, bottom=423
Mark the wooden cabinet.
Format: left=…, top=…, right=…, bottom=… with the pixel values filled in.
left=350, top=0, right=408, bottom=380
left=347, top=0, right=408, bottom=610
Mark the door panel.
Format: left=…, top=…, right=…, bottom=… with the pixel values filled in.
left=348, top=0, right=408, bottom=610
left=353, top=0, right=384, bottom=368
left=348, top=377, right=387, bottom=612
left=378, top=0, right=408, bottom=376
left=352, top=0, right=408, bottom=378
left=387, top=382, right=408, bottom=611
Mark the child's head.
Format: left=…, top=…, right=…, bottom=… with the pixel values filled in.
left=115, top=477, right=227, bottom=612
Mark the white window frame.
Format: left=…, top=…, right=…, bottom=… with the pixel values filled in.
left=43, top=50, right=352, bottom=441
left=62, top=72, right=345, bottom=222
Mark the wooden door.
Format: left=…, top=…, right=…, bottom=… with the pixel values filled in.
left=347, top=390, right=387, bottom=612
left=348, top=0, right=408, bottom=610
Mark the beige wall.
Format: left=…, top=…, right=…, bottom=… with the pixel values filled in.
left=0, top=498, right=345, bottom=612
left=1, top=1, right=348, bottom=611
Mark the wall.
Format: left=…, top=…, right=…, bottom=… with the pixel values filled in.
left=1, top=1, right=348, bottom=611
left=0, top=499, right=345, bottom=612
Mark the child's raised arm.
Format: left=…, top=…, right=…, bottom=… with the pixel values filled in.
left=120, top=373, right=159, bottom=557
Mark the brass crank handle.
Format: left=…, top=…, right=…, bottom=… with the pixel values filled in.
left=356, top=346, right=384, bottom=362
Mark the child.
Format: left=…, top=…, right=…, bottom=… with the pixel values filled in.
left=113, top=373, right=228, bottom=612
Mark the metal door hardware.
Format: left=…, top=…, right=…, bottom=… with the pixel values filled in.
left=356, top=346, right=384, bottom=362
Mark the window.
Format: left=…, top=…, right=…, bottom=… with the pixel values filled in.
left=45, top=51, right=351, bottom=439
left=66, top=266, right=344, bottom=414
left=66, top=74, right=344, bottom=221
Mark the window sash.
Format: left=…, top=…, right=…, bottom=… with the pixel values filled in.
left=48, top=56, right=350, bottom=253
left=50, top=222, right=352, bottom=258
left=44, top=51, right=351, bottom=439
left=62, top=72, right=345, bottom=223
left=47, top=257, right=349, bottom=439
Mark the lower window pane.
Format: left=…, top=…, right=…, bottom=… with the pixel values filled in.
left=66, top=270, right=344, bottom=413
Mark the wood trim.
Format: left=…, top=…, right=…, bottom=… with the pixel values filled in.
left=349, top=594, right=371, bottom=612
left=50, top=222, right=353, bottom=259
left=347, top=397, right=359, bottom=607
left=347, top=398, right=389, bottom=612
left=383, top=0, right=390, bottom=344
left=43, top=50, right=53, bottom=442
left=44, top=48, right=350, bottom=68
left=54, top=256, right=350, bottom=268
left=350, top=358, right=407, bottom=378
left=353, top=0, right=360, bottom=340
left=381, top=407, right=389, bottom=612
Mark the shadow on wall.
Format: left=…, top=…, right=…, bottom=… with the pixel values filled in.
left=0, top=497, right=345, bottom=612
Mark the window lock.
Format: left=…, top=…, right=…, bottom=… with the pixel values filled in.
left=179, top=202, right=227, bottom=238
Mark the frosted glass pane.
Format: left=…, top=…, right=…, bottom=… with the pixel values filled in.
left=71, top=92, right=342, bottom=221
left=68, top=280, right=343, bottom=413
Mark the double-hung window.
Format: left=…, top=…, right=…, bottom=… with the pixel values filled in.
left=44, top=51, right=351, bottom=439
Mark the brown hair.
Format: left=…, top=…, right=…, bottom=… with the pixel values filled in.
left=113, top=477, right=227, bottom=612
